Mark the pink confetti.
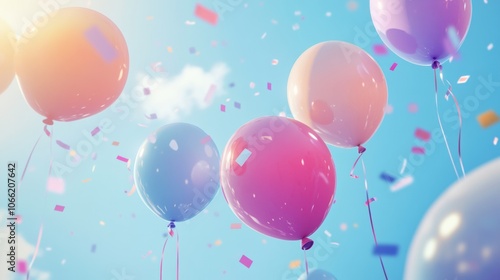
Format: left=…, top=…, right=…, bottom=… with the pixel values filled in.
left=204, top=84, right=217, bottom=103
left=415, top=128, right=431, bottom=141
left=340, top=223, right=348, bottom=231
left=56, top=140, right=70, bottom=150
left=249, top=82, right=255, bottom=89
left=390, top=176, right=414, bottom=192
left=142, top=250, right=152, bottom=259
left=54, top=205, right=65, bottom=212
left=230, top=223, right=242, bottom=229
left=267, top=82, right=272, bottom=90
left=365, top=197, right=377, bottom=206
left=411, top=146, right=425, bottom=154
left=144, top=88, right=151, bottom=95
left=18, top=260, right=27, bottom=274
left=220, top=104, right=226, bottom=112
left=384, top=104, right=393, bottom=114
left=112, top=141, right=120, bottom=146
left=373, top=44, right=387, bottom=55
left=91, top=127, right=100, bottom=136
left=116, top=155, right=129, bottom=163
left=47, top=177, right=65, bottom=194
left=390, top=63, right=398, bottom=71
left=239, top=255, right=253, bottom=268
left=271, top=59, right=279, bottom=65
left=194, top=3, right=218, bottom=25
left=148, top=134, right=157, bottom=144
left=457, top=75, right=470, bottom=84
left=408, top=103, right=419, bottom=113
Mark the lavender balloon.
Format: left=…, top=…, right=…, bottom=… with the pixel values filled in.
left=370, top=0, right=472, bottom=66
left=405, top=158, right=500, bottom=279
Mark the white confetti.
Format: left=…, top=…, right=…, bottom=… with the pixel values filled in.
left=487, top=43, right=494, bottom=51
left=494, top=137, right=498, bottom=145
left=261, top=32, right=267, bottom=39
left=292, top=23, right=300, bottom=31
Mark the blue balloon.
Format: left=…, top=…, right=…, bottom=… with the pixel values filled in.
left=298, top=269, right=337, bottom=280
left=405, top=158, right=500, bottom=279
left=134, top=123, right=220, bottom=222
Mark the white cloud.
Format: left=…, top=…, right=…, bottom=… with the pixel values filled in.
left=0, top=210, right=50, bottom=280
left=139, top=63, right=230, bottom=121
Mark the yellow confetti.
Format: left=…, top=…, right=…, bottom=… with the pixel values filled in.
left=289, top=260, right=301, bottom=269
left=69, top=150, right=77, bottom=156
left=214, top=240, right=222, bottom=246
left=477, top=110, right=500, bottom=128
left=167, top=46, right=173, bottom=53
left=82, top=178, right=92, bottom=183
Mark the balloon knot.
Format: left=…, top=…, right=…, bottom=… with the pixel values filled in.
left=168, top=221, right=176, bottom=229
left=431, top=61, right=440, bottom=70
left=43, top=118, right=54, bottom=125
left=358, top=145, right=366, bottom=154
left=301, top=237, right=314, bottom=250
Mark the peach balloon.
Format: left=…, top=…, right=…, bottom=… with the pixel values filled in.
left=0, top=19, right=16, bottom=95
left=15, top=7, right=129, bottom=124
left=288, top=41, right=388, bottom=148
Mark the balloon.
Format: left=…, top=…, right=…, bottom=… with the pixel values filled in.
left=370, top=0, right=472, bottom=66
left=220, top=116, right=336, bottom=241
left=134, top=123, right=220, bottom=222
left=0, top=19, right=15, bottom=94
left=298, top=269, right=338, bottom=280
left=15, top=7, right=129, bottom=124
left=405, top=158, right=500, bottom=280
left=287, top=41, right=387, bottom=148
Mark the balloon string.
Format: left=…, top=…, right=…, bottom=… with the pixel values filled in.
left=159, top=235, right=169, bottom=280
left=438, top=65, right=466, bottom=177
left=433, top=67, right=460, bottom=179
left=350, top=145, right=366, bottom=179
left=303, top=250, right=309, bottom=276
left=19, top=132, right=43, bottom=190
left=26, top=126, right=54, bottom=280
left=359, top=159, right=388, bottom=280
left=176, top=229, right=179, bottom=280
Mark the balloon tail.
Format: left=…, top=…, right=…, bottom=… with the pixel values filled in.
left=159, top=235, right=169, bottom=280
left=303, top=250, right=309, bottom=276
left=350, top=145, right=366, bottom=178
left=27, top=126, right=54, bottom=279
left=438, top=64, right=466, bottom=177
left=360, top=159, right=389, bottom=280
left=432, top=64, right=460, bottom=179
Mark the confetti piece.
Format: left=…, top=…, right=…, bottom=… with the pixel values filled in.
left=415, top=128, right=431, bottom=141
left=271, top=59, right=279, bottom=65
left=214, top=240, right=222, bottom=246
left=261, top=32, right=267, bottom=39
left=91, top=152, right=97, bottom=160
left=384, top=104, right=393, bottom=114
left=373, top=244, right=399, bottom=256
left=85, top=26, right=117, bottom=62
left=487, top=43, right=494, bottom=51
left=324, top=230, right=332, bottom=238
left=91, top=127, right=100, bottom=136
left=112, top=141, right=120, bottom=146
left=229, top=82, right=235, bottom=88
left=294, top=10, right=301, bottom=16
left=194, top=3, right=218, bottom=25
left=185, top=20, right=196, bottom=25
left=82, top=178, right=92, bottom=183
left=267, top=82, right=272, bottom=91
left=99, top=221, right=105, bottom=226
left=390, top=63, right=398, bottom=71
left=142, top=250, right=152, bottom=259
left=457, top=75, right=470, bottom=84
left=220, top=104, right=226, bottom=112
left=494, top=137, right=498, bottom=145
left=400, top=158, right=407, bottom=174
left=116, top=155, right=129, bottom=163
left=145, top=113, right=157, bottom=120
left=54, top=205, right=65, bottom=212
left=230, top=223, right=242, bottom=229
left=236, top=149, right=252, bottom=166
left=373, top=44, right=387, bottom=55
left=200, top=135, right=212, bottom=144
left=289, top=260, right=301, bottom=269
left=411, top=146, right=425, bottom=154
left=340, top=223, right=348, bottom=231
left=380, top=172, right=396, bottom=183
left=56, top=140, right=70, bottom=150
left=326, top=11, right=332, bottom=17
left=144, top=88, right=151, bottom=95
left=477, top=110, right=500, bottom=128
left=189, top=47, right=196, bottom=54
left=408, top=103, right=418, bottom=113
left=390, top=175, right=414, bottom=192
left=365, top=197, right=377, bottom=206
left=127, top=184, right=136, bottom=196
left=18, top=260, right=27, bottom=274
left=91, top=244, right=96, bottom=253
left=234, top=102, right=241, bottom=109
left=347, top=1, right=359, bottom=10
left=239, top=255, right=253, bottom=268
left=167, top=46, right=173, bottom=53
left=204, top=84, right=217, bottom=103
left=292, top=24, right=300, bottom=31
left=47, top=177, right=65, bottom=194
left=169, top=140, right=179, bottom=151
left=249, top=82, right=255, bottom=89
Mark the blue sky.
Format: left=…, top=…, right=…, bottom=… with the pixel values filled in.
left=0, top=1, right=499, bottom=279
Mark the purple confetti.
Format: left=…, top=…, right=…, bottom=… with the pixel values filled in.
left=234, top=102, right=241, bottom=109
left=380, top=172, right=396, bottom=183
left=239, top=255, right=253, bottom=268
left=373, top=244, right=399, bottom=256
left=56, top=140, right=70, bottom=150
left=91, top=127, right=100, bottom=136
left=220, top=104, right=226, bottom=112
left=390, top=63, right=398, bottom=71
left=267, top=82, right=272, bottom=90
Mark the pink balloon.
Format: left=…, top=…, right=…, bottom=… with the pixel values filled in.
left=287, top=41, right=388, bottom=148
left=370, top=0, right=472, bottom=66
left=220, top=116, right=336, bottom=241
